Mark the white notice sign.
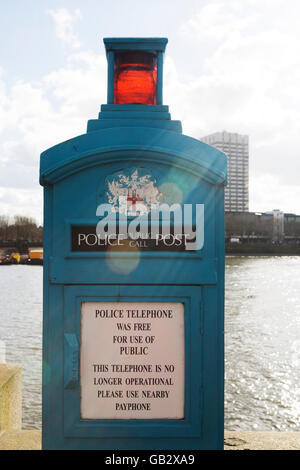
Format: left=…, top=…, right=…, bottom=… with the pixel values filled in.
left=80, top=302, right=185, bottom=419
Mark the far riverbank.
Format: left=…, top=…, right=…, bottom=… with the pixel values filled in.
left=1, top=243, right=300, bottom=258
left=226, top=242, right=300, bottom=256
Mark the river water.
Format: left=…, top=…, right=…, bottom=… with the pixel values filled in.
left=0, top=257, right=299, bottom=431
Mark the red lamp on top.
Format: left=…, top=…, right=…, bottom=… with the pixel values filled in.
left=114, top=51, right=157, bottom=105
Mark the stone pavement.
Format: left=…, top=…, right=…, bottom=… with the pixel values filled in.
left=224, top=431, right=300, bottom=450
left=0, top=430, right=299, bottom=450
left=0, top=430, right=41, bottom=450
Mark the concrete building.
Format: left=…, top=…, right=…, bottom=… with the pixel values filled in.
left=264, top=209, right=284, bottom=242
left=201, top=131, right=249, bottom=212
left=225, top=210, right=300, bottom=243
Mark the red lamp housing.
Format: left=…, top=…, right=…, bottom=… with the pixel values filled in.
left=114, top=51, right=157, bottom=105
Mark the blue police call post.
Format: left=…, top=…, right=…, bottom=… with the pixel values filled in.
left=40, top=38, right=227, bottom=450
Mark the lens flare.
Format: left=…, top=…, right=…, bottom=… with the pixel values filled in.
left=105, top=239, right=140, bottom=274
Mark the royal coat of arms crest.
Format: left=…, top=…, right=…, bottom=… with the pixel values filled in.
left=105, top=169, right=161, bottom=215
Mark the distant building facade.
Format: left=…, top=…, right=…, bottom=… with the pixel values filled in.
left=225, top=210, right=300, bottom=243
left=264, top=209, right=284, bottom=243
left=201, top=131, right=249, bottom=212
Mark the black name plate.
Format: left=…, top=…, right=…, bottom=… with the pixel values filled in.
left=71, top=225, right=195, bottom=252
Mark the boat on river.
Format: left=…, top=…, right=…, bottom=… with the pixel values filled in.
left=0, top=251, right=21, bottom=265
left=27, top=249, right=43, bottom=265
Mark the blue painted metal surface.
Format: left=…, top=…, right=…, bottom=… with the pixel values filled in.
left=40, top=37, right=227, bottom=450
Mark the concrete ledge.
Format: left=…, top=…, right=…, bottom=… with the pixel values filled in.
left=0, top=430, right=41, bottom=450
left=224, top=431, right=300, bottom=450
left=0, top=363, right=22, bottom=432
left=0, top=430, right=299, bottom=450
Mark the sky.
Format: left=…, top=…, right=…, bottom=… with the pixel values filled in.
left=0, top=0, right=300, bottom=224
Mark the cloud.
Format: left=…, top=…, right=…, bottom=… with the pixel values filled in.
left=250, top=174, right=300, bottom=215
left=0, top=187, right=42, bottom=224
left=48, top=8, right=82, bottom=49
left=177, top=0, right=300, bottom=135
left=1, top=0, right=300, bottom=221
left=165, top=0, right=300, bottom=213
left=0, top=51, right=107, bottom=223
left=181, top=1, right=259, bottom=43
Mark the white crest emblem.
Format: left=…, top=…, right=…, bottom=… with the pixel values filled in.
left=106, top=169, right=161, bottom=215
